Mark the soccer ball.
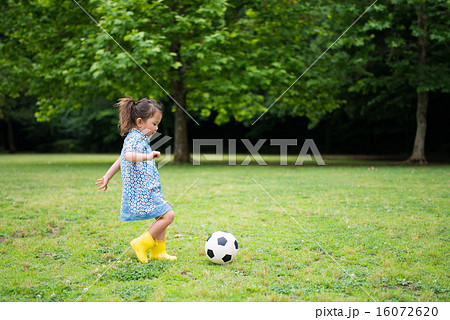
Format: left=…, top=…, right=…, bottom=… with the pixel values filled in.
left=205, top=231, right=239, bottom=264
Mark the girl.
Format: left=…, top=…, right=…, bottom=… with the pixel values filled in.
left=96, top=97, right=176, bottom=263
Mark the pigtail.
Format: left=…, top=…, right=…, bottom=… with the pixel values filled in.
left=116, top=96, right=164, bottom=136
left=117, top=97, right=136, bottom=136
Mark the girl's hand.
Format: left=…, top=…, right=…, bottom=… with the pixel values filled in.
left=152, top=151, right=161, bottom=159
left=96, top=176, right=109, bottom=191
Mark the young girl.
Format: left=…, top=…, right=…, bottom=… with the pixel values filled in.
left=96, top=97, right=176, bottom=263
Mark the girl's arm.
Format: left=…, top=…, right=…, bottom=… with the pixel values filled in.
left=96, top=157, right=121, bottom=191
left=124, top=151, right=161, bottom=163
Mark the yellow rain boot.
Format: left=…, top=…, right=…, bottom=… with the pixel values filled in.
left=130, top=231, right=156, bottom=263
left=149, top=240, right=177, bottom=261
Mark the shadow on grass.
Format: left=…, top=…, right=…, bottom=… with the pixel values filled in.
left=183, top=154, right=449, bottom=167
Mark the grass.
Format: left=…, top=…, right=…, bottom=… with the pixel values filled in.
left=0, top=154, right=448, bottom=302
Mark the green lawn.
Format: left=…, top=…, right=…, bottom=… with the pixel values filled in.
left=0, top=154, right=448, bottom=301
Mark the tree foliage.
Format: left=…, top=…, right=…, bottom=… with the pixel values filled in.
left=1, top=1, right=349, bottom=120
left=1, top=0, right=448, bottom=160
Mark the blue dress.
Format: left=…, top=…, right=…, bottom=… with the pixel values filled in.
left=119, top=128, right=172, bottom=222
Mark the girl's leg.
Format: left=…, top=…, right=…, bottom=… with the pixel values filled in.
left=148, top=210, right=177, bottom=261
left=148, top=210, right=174, bottom=240
left=156, top=229, right=166, bottom=242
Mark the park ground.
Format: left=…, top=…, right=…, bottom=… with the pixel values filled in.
left=0, top=154, right=448, bottom=301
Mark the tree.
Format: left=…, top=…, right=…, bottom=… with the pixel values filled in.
left=0, top=5, right=35, bottom=153
left=3, top=0, right=251, bottom=162
left=342, top=0, right=450, bottom=163
left=2, top=0, right=354, bottom=161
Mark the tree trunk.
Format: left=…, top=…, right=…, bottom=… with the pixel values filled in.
left=0, top=123, right=6, bottom=151
left=170, top=41, right=191, bottom=164
left=173, top=98, right=191, bottom=164
left=6, top=120, right=16, bottom=153
left=409, top=91, right=428, bottom=164
left=408, top=6, right=428, bottom=164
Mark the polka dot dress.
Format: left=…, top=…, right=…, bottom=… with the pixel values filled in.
left=119, top=128, right=171, bottom=221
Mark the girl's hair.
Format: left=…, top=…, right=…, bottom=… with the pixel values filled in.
left=116, top=97, right=163, bottom=136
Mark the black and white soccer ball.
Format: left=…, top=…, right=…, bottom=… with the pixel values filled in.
left=205, top=231, right=239, bottom=265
